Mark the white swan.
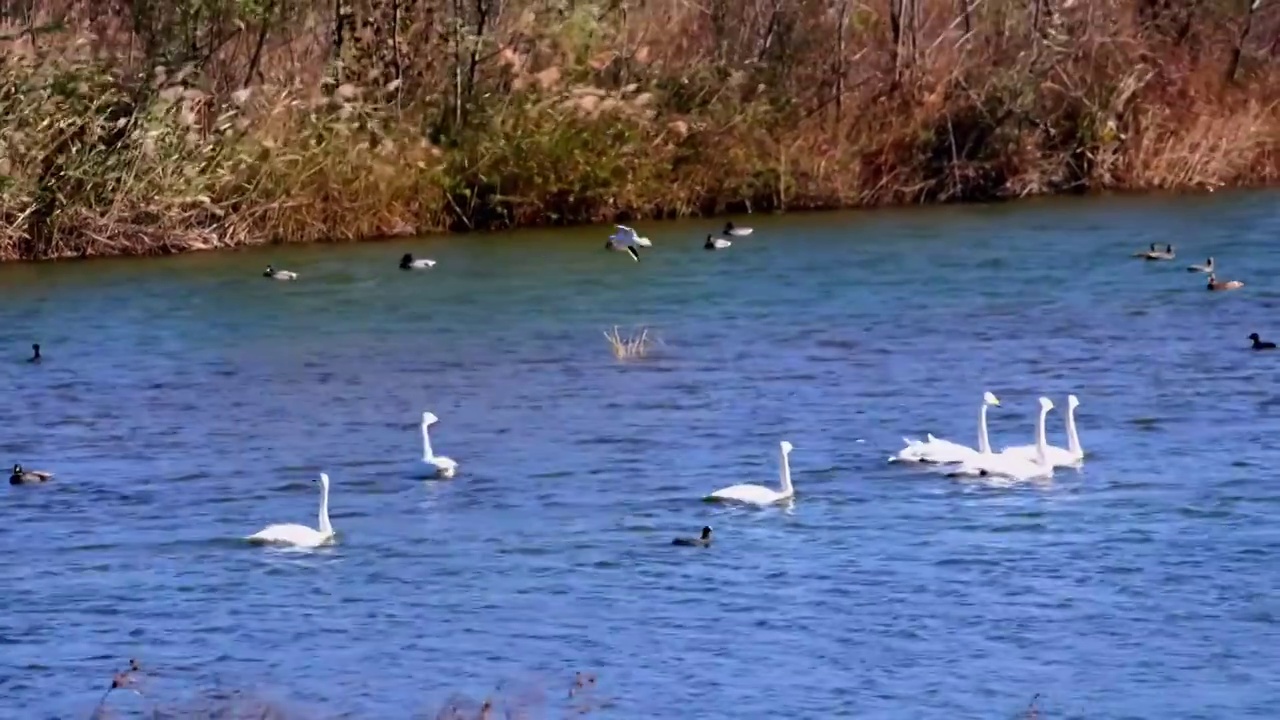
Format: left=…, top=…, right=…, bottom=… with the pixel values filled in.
left=246, top=472, right=335, bottom=548
left=421, top=411, right=458, bottom=478
left=707, top=440, right=794, bottom=505
left=722, top=221, right=753, bottom=237
left=399, top=253, right=437, bottom=270
left=704, top=234, right=731, bottom=250
left=949, top=398, right=1055, bottom=481
left=892, top=391, right=1001, bottom=464
left=605, top=225, right=652, bottom=261
left=1000, top=394, right=1083, bottom=467
left=263, top=265, right=298, bottom=280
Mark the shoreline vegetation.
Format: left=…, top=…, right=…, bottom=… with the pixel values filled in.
left=1, top=0, right=1278, bottom=262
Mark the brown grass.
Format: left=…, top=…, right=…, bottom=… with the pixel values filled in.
left=604, top=325, right=656, bottom=360
left=1, top=0, right=1279, bottom=261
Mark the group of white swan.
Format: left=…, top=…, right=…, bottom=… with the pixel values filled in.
left=891, top=392, right=1084, bottom=482
left=248, top=428, right=795, bottom=549
left=246, top=390, right=1073, bottom=550
left=247, top=411, right=456, bottom=549
left=606, top=222, right=754, bottom=261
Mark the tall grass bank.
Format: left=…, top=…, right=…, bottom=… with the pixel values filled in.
left=1, top=0, right=1278, bottom=260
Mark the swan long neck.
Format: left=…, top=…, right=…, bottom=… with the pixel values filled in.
left=421, top=422, right=434, bottom=461
left=318, top=479, right=333, bottom=535
left=779, top=448, right=794, bottom=497
left=1066, top=404, right=1082, bottom=456
left=978, top=404, right=991, bottom=454
left=1035, top=407, right=1050, bottom=466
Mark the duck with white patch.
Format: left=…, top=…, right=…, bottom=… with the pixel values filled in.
left=722, top=221, right=753, bottom=237
left=263, top=265, right=298, bottom=280
left=399, top=253, right=437, bottom=270
left=704, top=234, right=731, bottom=250
left=1133, top=243, right=1174, bottom=260
left=1207, top=274, right=1243, bottom=291
left=10, top=464, right=53, bottom=485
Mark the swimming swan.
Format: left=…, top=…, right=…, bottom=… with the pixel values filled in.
left=10, top=464, right=53, bottom=485
left=892, top=391, right=1001, bottom=464
left=1187, top=257, right=1214, bottom=273
left=707, top=441, right=794, bottom=505
left=1000, top=394, right=1084, bottom=467
left=722, top=221, right=753, bottom=237
left=399, top=253, right=437, bottom=270
left=421, top=411, right=458, bottom=478
left=672, top=526, right=713, bottom=546
left=263, top=265, right=298, bottom=280
left=704, top=234, right=731, bottom=250
left=949, top=397, right=1055, bottom=481
left=606, top=225, right=652, bottom=262
left=246, top=472, right=335, bottom=548
left=1207, top=274, right=1244, bottom=291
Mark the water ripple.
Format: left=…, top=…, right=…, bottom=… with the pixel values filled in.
left=2, top=194, right=1280, bottom=718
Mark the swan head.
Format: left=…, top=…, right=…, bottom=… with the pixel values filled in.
left=983, top=391, right=1000, bottom=406
left=1067, top=394, right=1079, bottom=409
left=780, top=440, right=794, bottom=454
left=316, top=472, right=330, bottom=487
left=422, top=411, right=439, bottom=426
left=1039, top=397, right=1054, bottom=411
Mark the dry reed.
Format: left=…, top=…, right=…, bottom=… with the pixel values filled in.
left=1, top=0, right=1279, bottom=261
left=85, top=658, right=605, bottom=719
left=604, top=326, right=655, bottom=360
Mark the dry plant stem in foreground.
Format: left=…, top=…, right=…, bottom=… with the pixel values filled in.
left=1, top=0, right=1280, bottom=261
left=87, top=659, right=606, bottom=719
left=604, top=326, right=654, bottom=360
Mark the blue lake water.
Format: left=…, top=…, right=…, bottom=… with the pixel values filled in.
left=2, top=191, right=1280, bottom=719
